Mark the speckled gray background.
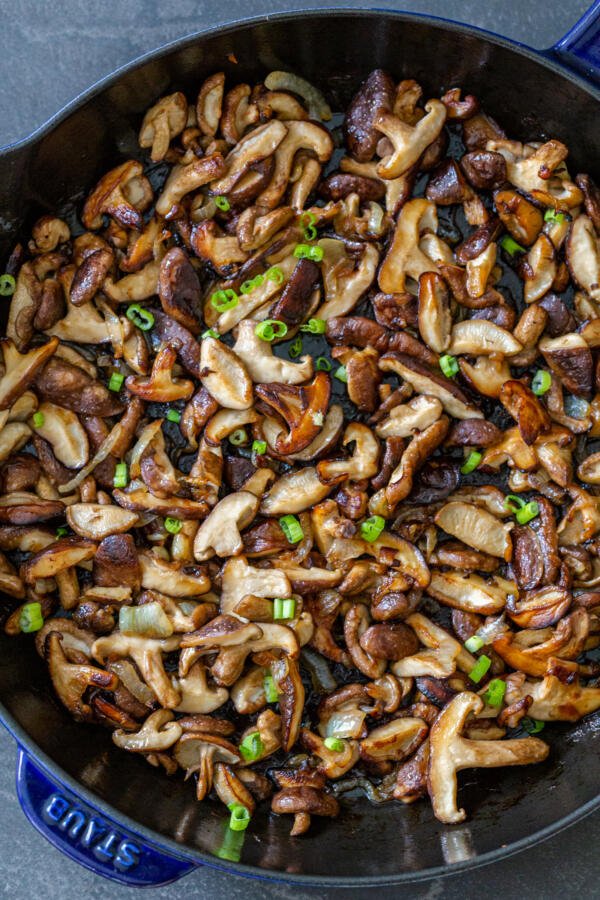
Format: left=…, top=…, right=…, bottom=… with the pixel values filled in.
left=0, top=1, right=599, bottom=897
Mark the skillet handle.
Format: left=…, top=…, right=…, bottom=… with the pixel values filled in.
left=553, top=0, right=600, bottom=83
left=15, top=747, right=198, bottom=886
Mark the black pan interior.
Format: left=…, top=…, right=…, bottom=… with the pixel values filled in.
left=0, top=10, right=598, bottom=884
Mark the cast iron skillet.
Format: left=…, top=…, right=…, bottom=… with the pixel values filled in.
left=0, top=6, right=599, bottom=889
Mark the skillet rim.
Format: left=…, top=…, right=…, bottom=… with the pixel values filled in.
left=0, top=5, right=599, bottom=886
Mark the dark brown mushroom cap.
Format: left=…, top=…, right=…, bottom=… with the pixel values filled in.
left=460, top=151, right=507, bottom=190
left=271, top=786, right=339, bottom=818
left=455, top=218, right=502, bottom=264
left=319, top=173, right=385, bottom=202
left=269, top=259, right=320, bottom=326
left=152, top=310, right=202, bottom=379
left=93, top=534, right=141, bottom=591
left=35, top=357, right=123, bottom=416
left=539, top=335, right=593, bottom=397
left=359, top=623, right=419, bottom=661
left=344, top=69, right=396, bottom=162
left=158, top=247, right=201, bottom=331
left=425, top=159, right=473, bottom=205
left=70, top=249, right=113, bottom=307
left=0, top=493, right=64, bottom=525
left=575, top=173, right=600, bottom=231
left=499, top=380, right=552, bottom=445
left=446, top=418, right=502, bottom=447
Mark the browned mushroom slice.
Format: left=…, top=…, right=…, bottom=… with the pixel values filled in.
left=316, top=423, right=379, bottom=485
left=301, top=729, right=360, bottom=778
left=93, top=534, right=141, bottom=591
left=0, top=339, right=59, bottom=409
left=359, top=622, right=419, bottom=661
left=428, top=691, right=548, bottom=823
left=494, top=188, right=543, bottom=245
left=417, top=272, right=452, bottom=353
left=256, top=372, right=330, bottom=456
left=156, top=153, right=226, bottom=218
left=126, top=346, right=194, bottom=402
left=379, top=352, right=482, bottom=420
left=381, top=416, right=449, bottom=512
left=152, top=310, right=202, bottom=379
left=193, top=491, right=259, bottom=561
left=21, top=536, right=96, bottom=582
left=428, top=570, right=515, bottom=614
left=35, top=356, right=123, bottom=417
left=198, top=336, right=253, bottom=410
left=219, top=556, right=291, bottom=615
left=82, top=160, right=152, bottom=230
left=45, top=632, right=118, bottom=721
left=157, top=247, right=201, bottom=331
left=505, top=671, right=600, bottom=722
left=69, top=248, right=114, bottom=307
left=232, top=320, right=312, bottom=385
left=92, top=633, right=181, bottom=707
left=114, top=487, right=209, bottom=521
left=113, top=709, right=183, bottom=752
left=138, top=552, right=211, bottom=597
left=0, top=492, right=64, bottom=525
left=374, top=100, right=446, bottom=179
left=174, top=732, right=241, bottom=801
left=66, top=503, right=138, bottom=540
left=539, top=334, right=593, bottom=397
left=271, top=785, right=339, bottom=835
left=360, top=717, right=428, bottom=764
left=172, top=663, right=229, bottom=714
left=271, top=655, right=305, bottom=751
left=435, top=502, right=513, bottom=561
left=378, top=199, right=439, bottom=293
left=499, top=380, right=552, bottom=445
left=139, top=92, right=187, bottom=161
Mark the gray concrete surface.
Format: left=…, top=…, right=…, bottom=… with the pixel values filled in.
left=0, top=0, right=598, bottom=897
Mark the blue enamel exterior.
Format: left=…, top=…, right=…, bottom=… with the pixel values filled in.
left=8, top=1, right=600, bottom=886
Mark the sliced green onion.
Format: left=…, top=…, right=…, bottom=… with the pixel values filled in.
left=439, top=354, right=459, bottom=378
left=32, top=411, right=45, bottom=428
left=216, top=826, right=245, bottom=861
left=531, top=369, right=552, bottom=396
left=265, top=266, right=284, bottom=285
left=19, top=601, right=43, bottom=633
left=255, top=319, right=288, bottom=342
left=515, top=500, right=539, bottom=525
left=522, top=717, right=545, bottom=734
left=468, top=654, right=492, bottom=684
left=360, top=515, right=385, bottom=543
left=544, top=208, right=565, bottom=224
left=273, top=598, right=296, bottom=620
left=503, top=493, right=526, bottom=513
left=483, top=678, right=506, bottom=708
left=55, top=526, right=69, bottom=538
left=214, top=195, right=231, bottom=211
left=164, top=516, right=182, bottom=534
left=252, top=439, right=267, bottom=455
left=108, top=372, right=124, bottom=392
left=500, top=235, right=526, bottom=256
left=308, top=245, right=324, bottom=262
left=210, top=289, right=239, bottom=312
left=119, top=601, right=173, bottom=638
left=279, top=514, right=304, bottom=544
left=316, top=356, right=332, bottom=371
left=300, top=317, right=326, bottom=334
left=464, top=634, right=484, bottom=653
left=229, top=428, right=247, bottom=446
left=334, top=365, right=348, bottom=383
left=239, top=731, right=264, bottom=762
left=264, top=673, right=279, bottom=703
left=460, top=450, right=482, bottom=475
left=293, top=243, right=311, bottom=259
left=0, top=273, right=16, bottom=296
left=202, top=328, right=220, bottom=339
left=300, top=211, right=317, bottom=241
left=289, top=337, right=303, bottom=358
left=126, top=303, right=155, bottom=331
left=324, top=736, right=345, bottom=752
left=240, top=280, right=256, bottom=295
left=228, top=803, right=251, bottom=832
left=113, top=462, right=128, bottom=489
left=166, top=409, right=181, bottom=423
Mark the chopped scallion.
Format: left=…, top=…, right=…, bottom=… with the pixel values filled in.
left=164, top=516, right=182, bottom=534
left=334, top=365, right=348, bottom=383
left=0, top=274, right=16, bottom=296
left=316, top=356, right=331, bottom=371
left=214, top=195, right=231, bottom=211
left=460, top=450, right=482, bottom=474
left=108, top=372, right=124, bottom=392
left=228, top=803, right=251, bottom=832
left=239, top=731, right=264, bottom=762
left=468, top=654, right=492, bottom=684
left=522, top=717, right=545, bottom=734
left=263, top=673, right=279, bottom=703
left=531, top=369, right=551, bottom=396
left=229, top=428, right=247, bottom=446
left=515, top=500, right=539, bottom=524
left=252, top=439, right=267, bottom=456
left=300, top=318, right=326, bottom=334
left=300, top=211, right=317, bottom=241
left=324, top=736, right=345, bottom=752
left=273, top=598, right=296, bottom=620
left=166, top=409, right=181, bottom=423
left=360, top=515, right=385, bottom=543
left=289, top=337, right=303, bottom=358
left=483, top=678, right=506, bottom=708
left=32, top=411, right=45, bottom=428
left=544, top=208, right=565, bottom=224
left=265, top=266, right=284, bottom=285
left=439, top=354, right=459, bottom=378
left=19, top=601, right=44, bottom=633
left=55, top=526, right=69, bottom=539
left=126, top=303, right=155, bottom=331
left=202, top=328, right=220, bottom=339
left=254, top=319, right=288, bottom=342
left=210, top=289, right=238, bottom=312
left=113, top=462, right=128, bottom=489
left=279, top=514, right=304, bottom=544
left=500, top=235, right=526, bottom=256
left=464, top=634, right=484, bottom=653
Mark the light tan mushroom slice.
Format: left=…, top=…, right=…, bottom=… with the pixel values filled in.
left=465, top=242, right=496, bottom=298
left=156, top=153, right=225, bottom=217
left=317, top=423, right=380, bottom=484
left=92, top=633, right=181, bottom=708
left=360, top=718, right=428, bottom=763
left=428, top=691, right=549, bottom=824
left=30, top=401, right=89, bottom=468
left=459, top=355, right=511, bottom=400
left=35, top=617, right=94, bottom=659
left=577, top=452, right=600, bottom=484
left=230, top=666, right=267, bottom=715
left=505, top=672, right=600, bottom=721
left=417, top=272, right=452, bottom=353
left=46, top=632, right=118, bottom=721
left=199, top=337, right=253, bottom=410
left=210, top=120, right=288, bottom=196
left=220, top=556, right=291, bottom=615
left=8, top=391, right=38, bottom=422
left=48, top=299, right=112, bottom=344
left=257, top=121, right=333, bottom=209
left=375, top=100, right=446, bottom=179
left=317, top=241, right=379, bottom=320
left=428, top=570, right=515, bottom=614
left=0, top=422, right=31, bottom=464
left=0, top=338, right=59, bottom=409
left=212, top=257, right=298, bottom=333
left=449, top=320, right=523, bottom=357
left=21, top=537, right=97, bottom=582
left=138, top=92, right=188, bottom=162
left=376, top=395, right=443, bottom=439
left=172, top=663, right=229, bottom=714
left=174, top=733, right=241, bottom=801
left=113, top=709, right=183, bottom=752
left=113, top=488, right=209, bottom=520
left=260, top=467, right=333, bottom=516
left=378, top=199, right=440, bottom=293
left=204, top=407, right=260, bottom=445
left=139, top=552, right=211, bottom=598
left=193, top=491, right=259, bottom=561
left=379, top=353, right=482, bottom=420
left=405, top=612, right=477, bottom=675
left=523, top=233, right=556, bottom=304
left=264, top=71, right=331, bottom=120
left=449, top=485, right=514, bottom=518
left=567, top=214, right=600, bottom=301
left=435, top=502, right=513, bottom=560
left=66, top=503, right=138, bottom=539
left=232, top=320, right=313, bottom=384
